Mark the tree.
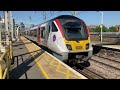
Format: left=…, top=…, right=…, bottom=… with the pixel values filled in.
left=109, top=26, right=117, bottom=32
left=102, top=25, right=109, bottom=32
left=94, top=26, right=101, bottom=32
left=89, top=28, right=95, bottom=32
left=93, top=25, right=109, bottom=32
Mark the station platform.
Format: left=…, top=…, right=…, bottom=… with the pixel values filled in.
left=92, top=41, right=120, bottom=50
left=10, top=36, right=87, bottom=79
left=102, top=45, right=120, bottom=50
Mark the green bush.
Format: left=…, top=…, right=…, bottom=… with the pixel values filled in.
left=89, top=25, right=117, bottom=32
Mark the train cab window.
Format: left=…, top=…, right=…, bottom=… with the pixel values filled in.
left=63, top=21, right=88, bottom=40
left=52, top=22, right=58, bottom=32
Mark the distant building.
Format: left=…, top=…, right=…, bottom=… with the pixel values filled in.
left=115, top=25, right=120, bottom=32
left=0, top=18, right=5, bottom=30
left=0, top=17, right=16, bottom=37
left=0, top=18, right=4, bottom=23
left=88, top=25, right=98, bottom=29
left=0, top=23, right=5, bottom=30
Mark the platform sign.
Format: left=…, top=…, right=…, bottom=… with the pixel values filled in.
left=53, top=35, right=56, bottom=42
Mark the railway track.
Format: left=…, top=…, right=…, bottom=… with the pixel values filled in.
left=71, top=64, right=105, bottom=79
left=91, top=58, right=120, bottom=71
left=94, top=54, right=120, bottom=64
left=92, top=54, right=120, bottom=71
left=70, top=51, right=120, bottom=79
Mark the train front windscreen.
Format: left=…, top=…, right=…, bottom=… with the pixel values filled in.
left=60, top=18, right=88, bottom=41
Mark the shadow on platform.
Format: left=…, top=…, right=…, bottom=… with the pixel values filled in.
left=10, top=50, right=45, bottom=79
left=12, top=42, right=32, bottom=47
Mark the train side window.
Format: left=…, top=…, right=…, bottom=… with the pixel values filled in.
left=48, top=26, right=50, bottom=34
left=41, top=27, right=45, bottom=30
left=41, top=26, right=45, bottom=38
left=34, top=29, right=37, bottom=37
left=41, top=30, right=44, bottom=38
left=38, top=28, right=40, bottom=35
left=52, top=22, right=58, bottom=32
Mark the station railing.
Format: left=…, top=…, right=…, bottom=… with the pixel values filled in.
left=0, top=41, right=13, bottom=79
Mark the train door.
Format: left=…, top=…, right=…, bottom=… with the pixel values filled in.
left=37, top=26, right=40, bottom=44
left=47, top=23, right=52, bottom=49
left=44, top=25, right=49, bottom=46
left=40, top=26, right=46, bottom=46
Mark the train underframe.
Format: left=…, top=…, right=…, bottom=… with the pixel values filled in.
left=53, top=50, right=93, bottom=66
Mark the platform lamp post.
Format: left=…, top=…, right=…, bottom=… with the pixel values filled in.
left=4, top=11, right=9, bottom=45
left=16, top=26, right=20, bottom=41
left=97, top=11, right=103, bottom=42
left=10, top=11, right=14, bottom=41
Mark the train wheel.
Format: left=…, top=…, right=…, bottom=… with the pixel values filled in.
left=72, top=60, right=77, bottom=66
left=67, top=59, right=77, bottom=66
left=83, top=61, right=90, bottom=67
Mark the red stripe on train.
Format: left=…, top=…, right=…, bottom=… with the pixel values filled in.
left=55, top=19, right=64, bottom=37
left=83, top=21, right=90, bottom=37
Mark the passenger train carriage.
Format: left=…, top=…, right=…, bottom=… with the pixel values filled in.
left=27, top=15, right=93, bottom=64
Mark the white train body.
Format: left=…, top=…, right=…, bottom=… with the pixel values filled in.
left=27, top=15, right=93, bottom=63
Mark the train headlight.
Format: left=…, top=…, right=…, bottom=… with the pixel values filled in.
left=66, top=44, right=72, bottom=50
left=86, top=43, right=89, bottom=49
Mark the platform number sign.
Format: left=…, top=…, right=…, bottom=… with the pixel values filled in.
left=53, top=35, right=56, bottom=42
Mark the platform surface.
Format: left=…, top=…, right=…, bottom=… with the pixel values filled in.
left=10, top=36, right=87, bottom=79
left=102, top=45, right=120, bottom=49
left=92, top=41, right=120, bottom=50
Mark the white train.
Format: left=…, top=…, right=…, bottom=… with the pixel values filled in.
left=26, top=15, right=93, bottom=65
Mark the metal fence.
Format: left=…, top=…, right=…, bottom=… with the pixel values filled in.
left=90, top=32, right=120, bottom=38
left=0, top=41, right=13, bottom=79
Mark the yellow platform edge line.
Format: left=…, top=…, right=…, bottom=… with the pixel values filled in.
left=34, top=59, right=49, bottom=79
left=45, top=51, right=87, bottom=79
left=21, top=36, right=50, bottom=79
left=32, top=40, right=86, bottom=79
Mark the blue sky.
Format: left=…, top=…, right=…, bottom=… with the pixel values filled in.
left=1, top=11, right=120, bottom=28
